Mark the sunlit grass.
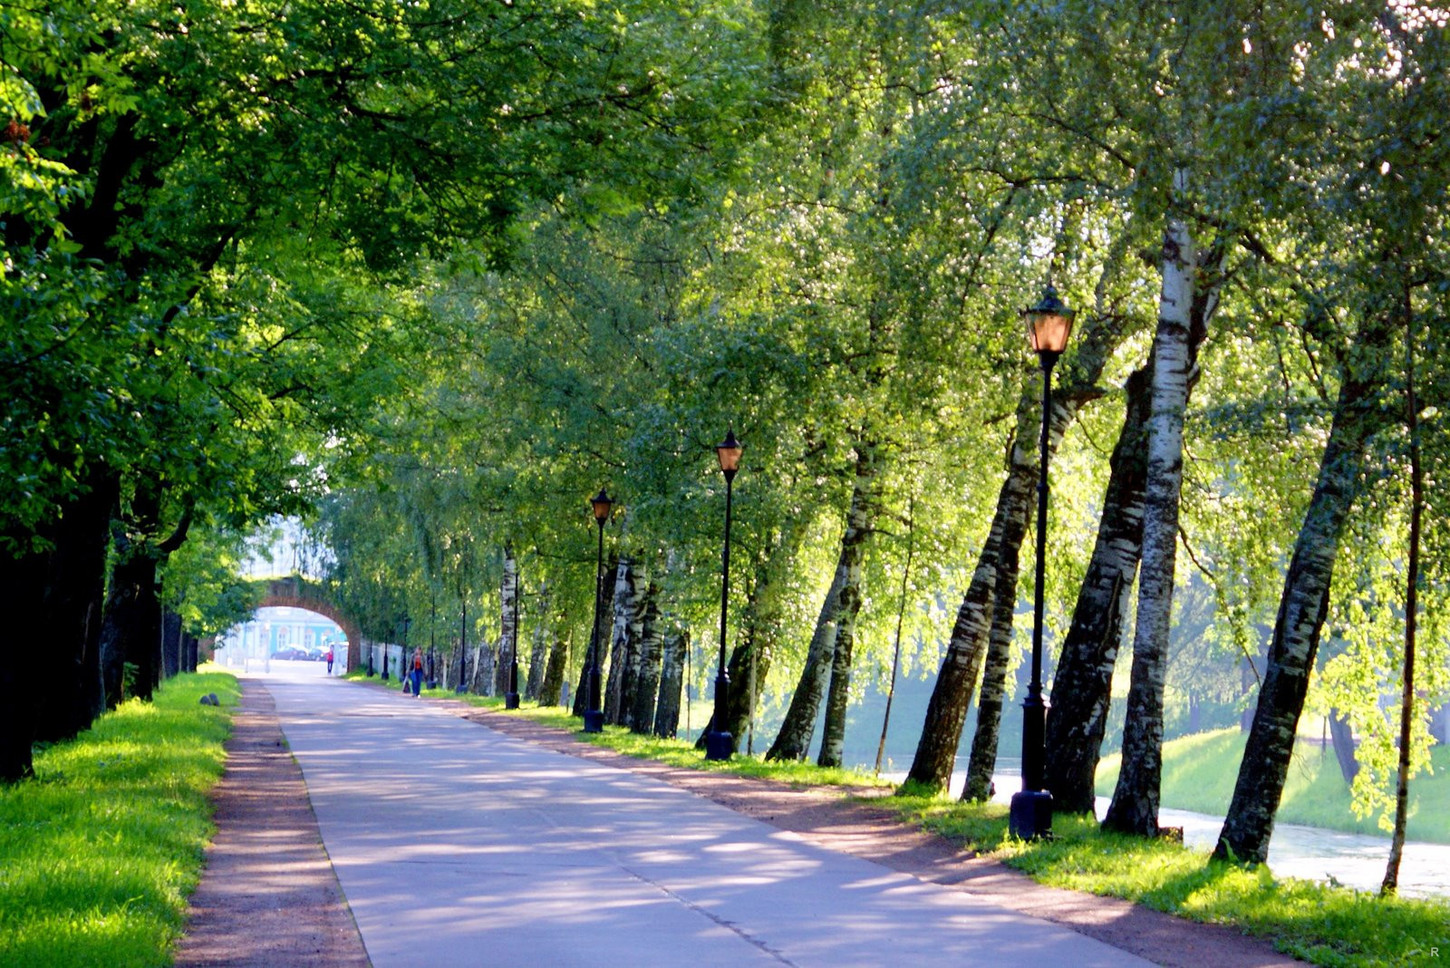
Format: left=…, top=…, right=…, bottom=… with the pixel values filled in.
left=0, top=670, right=237, bottom=968
left=886, top=792, right=1450, bottom=968
left=1097, top=728, right=1450, bottom=843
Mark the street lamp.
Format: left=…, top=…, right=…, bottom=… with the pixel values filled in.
left=1010, top=284, right=1075, bottom=841
left=583, top=487, right=614, bottom=734
left=505, top=565, right=521, bottom=709
left=381, top=622, right=391, bottom=681
left=704, top=429, right=743, bottom=762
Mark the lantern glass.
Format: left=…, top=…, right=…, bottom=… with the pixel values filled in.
left=590, top=487, right=614, bottom=523
left=1023, top=286, right=1075, bottom=355
left=716, top=429, right=743, bottom=475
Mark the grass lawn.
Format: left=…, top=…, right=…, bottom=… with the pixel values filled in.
left=0, top=670, right=237, bottom=968
left=1095, top=727, right=1450, bottom=843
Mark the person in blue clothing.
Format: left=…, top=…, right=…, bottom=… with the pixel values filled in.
left=410, top=647, right=424, bottom=698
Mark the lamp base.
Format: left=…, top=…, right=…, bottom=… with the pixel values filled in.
left=582, top=710, right=605, bottom=733
left=704, top=730, right=734, bottom=762
left=1009, top=789, right=1054, bottom=841
left=505, top=692, right=520, bottom=710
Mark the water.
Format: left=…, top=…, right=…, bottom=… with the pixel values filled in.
left=883, top=763, right=1450, bottom=899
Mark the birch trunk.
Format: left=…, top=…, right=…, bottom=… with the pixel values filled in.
left=497, top=549, right=518, bottom=695
left=653, top=631, right=688, bottom=738
left=908, top=307, right=1126, bottom=795
left=629, top=585, right=664, bottom=734
left=904, top=481, right=1007, bottom=792
left=1213, top=339, right=1387, bottom=861
left=525, top=584, right=551, bottom=700
left=604, top=557, right=644, bottom=726
left=1385, top=298, right=1422, bottom=894
left=1042, top=363, right=1151, bottom=812
left=539, top=624, right=570, bottom=707
left=1045, top=270, right=1214, bottom=813
left=765, top=566, right=847, bottom=761
left=572, top=551, right=616, bottom=717
left=1103, top=193, right=1199, bottom=838
left=816, top=444, right=879, bottom=768
left=619, top=563, right=652, bottom=726
left=961, top=471, right=1029, bottom=800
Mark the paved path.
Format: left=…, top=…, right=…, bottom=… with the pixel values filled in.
left=266, top=674, right=1156, bottom=968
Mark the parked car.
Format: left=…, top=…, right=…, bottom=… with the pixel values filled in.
left=272, top=647, right=310, bottom=660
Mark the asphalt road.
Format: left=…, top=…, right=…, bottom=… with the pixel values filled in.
left=266, top=675, right=1155, bottom=968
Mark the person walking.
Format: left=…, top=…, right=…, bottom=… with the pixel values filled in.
left=325, top=647, right=335, bottom=675
left=410, top=647, right=424, bottom=698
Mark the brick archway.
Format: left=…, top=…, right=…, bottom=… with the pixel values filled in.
left=256, top=577, right=364, bottom=673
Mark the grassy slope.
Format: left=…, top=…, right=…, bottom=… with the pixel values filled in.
left=1095, top=727, right=1450, bottom=843
left=0, top=671, right=238, bottom=968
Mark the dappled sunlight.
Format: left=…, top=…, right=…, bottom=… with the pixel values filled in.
left=259, top=678, right=1157, bottom=966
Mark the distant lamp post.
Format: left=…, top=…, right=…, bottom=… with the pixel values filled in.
left=582, top=487, right=614, bottom=734
left=381, top=621, right=392, bottom=681
left=1010, top=284, right=1075, bottom=841
left=505, top=565, right=521, bottom=710
left=704, top=429, right=743, bottom=762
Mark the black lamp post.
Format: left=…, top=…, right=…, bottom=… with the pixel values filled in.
left=582, top=487, right=613, bottom=734
left=704, top=429, right=743, bottom=762
left=505, top=565, right=521, bottom=709
left=381, top=623, right=391, bottom=681
left=1010, top=284, right=1074, bottom=841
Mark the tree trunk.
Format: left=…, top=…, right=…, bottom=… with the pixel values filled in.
left=765, top=566, right=847, bottom=761
left=539, top=622, right=571, bottom=707
left=904, top=484, right=1006, bottom=792
left=654, top=631, right=688, bottom=738
left=907, top=306, right=1126, bottom=795
left=1043, top=364, right=1152, bottom=812
left=1384, top=284, right=1422, bottom=895
left=574, top=551, right=616, bottom=717
left=604, top=557, right=640, bottom=725
left=629, top=584, right=664, bottom=733
left=1328, top=710, right=1359, bottom=785
left=1104, top=193, right=1204, bottom=838
left=770, top=446, right=878, bottom=765
left=33, top=475, right=116, bottom=743
left=498, top=549, right=519, bottom=696
left=526, top=584, right=551, bottom=700
left=616, top=559, right=651, bottom=727
left=0, top=541, right=49, bottom=780
left=162, top=611, right=183, bottom=680
left=961, top=481, right=1029, bottom=800
left=816, top=444, right=879, bottom=768
left=1214, top=312, right=1392, bottom=865
left=476, top=636, right=496, bottom=696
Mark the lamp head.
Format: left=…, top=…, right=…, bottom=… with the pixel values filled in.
left=716, top=429, right=743, bottom=481
left=590, top=487, right=614, bottom=524
left=1023, top=285, right=1075, bottom=358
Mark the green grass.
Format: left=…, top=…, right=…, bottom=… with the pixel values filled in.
left=1096, top=727, right=1450, bottom=843
left=0, top=670, right=238, bottom=968
left=887, top=794, right=1450, bottom=968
